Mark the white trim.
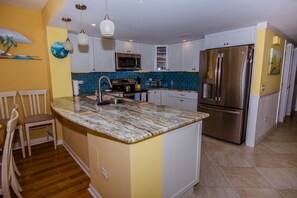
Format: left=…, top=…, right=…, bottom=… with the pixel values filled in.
left=62, top=141, right=90, bottom=178
left=88, top=184, right=102, bottom=198
left=245, top=95, right=260, bottom=147
left=256, top=21, right=268, bottom=30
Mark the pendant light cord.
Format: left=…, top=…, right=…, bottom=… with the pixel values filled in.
left=105, top=0, right=108, bottom=16
left=80, top=10, right=83, bottom=30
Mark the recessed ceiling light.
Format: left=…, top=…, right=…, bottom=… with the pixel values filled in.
left=91, top=23, right=97, bottom=27
left=183, top=40, right=187, bottom=42
left=137, top=0, right=144, bottom=2
left=129, top=39, right=133, bottom=42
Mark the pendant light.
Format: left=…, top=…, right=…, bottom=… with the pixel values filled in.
left=76, top=4, right=89, bottom=46
left=100, top=0, right=115, bottom=37
left=62, top=17, right=73, bottom=51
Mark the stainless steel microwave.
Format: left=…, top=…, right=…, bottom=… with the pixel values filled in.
left=115, top=53, right=141, bottom=71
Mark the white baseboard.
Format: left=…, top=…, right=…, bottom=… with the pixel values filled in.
left=88, top=184, right=102, bottom=198
left=62, top=141, right=90, bottom=178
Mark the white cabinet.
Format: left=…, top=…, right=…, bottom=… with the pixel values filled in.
left=182, top=39, right=205, bottom=71
left=168, top=43, right=182, bottom=71
left=168, top=91, right=198, bottom=112
left=139, top=43, right=154, bottom=71
left=148, top=89, right=162, bottom=105
left=161, top=90, right=169, bottom=105
left=115, top=40, right=139, bottom=54
left=205, top=26, right=256, bottom=49
left=154, top=45, right=168, bottom=71
left=93, top=37, right=115, bottom=72
left=69, top=34, right=95, bottom=72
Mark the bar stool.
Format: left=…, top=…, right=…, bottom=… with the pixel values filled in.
left=0, top=91, right=26, bottom=158
left=1, top=105, right=22, bottom=198
left=18, top=89, right=57, bottom=156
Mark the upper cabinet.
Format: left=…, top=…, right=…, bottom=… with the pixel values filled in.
left=154, top=45, right=168, bottom=71
left=139, top=43, right=154, bottom=71
left=168, top=43, right=182, bottom=71
left=93, top=37, right=115, bottom=72
left=205, top=26, right=256, bottom=49
left=115, top=40, right=140, bottom=54
left=69, top=34, right=95, bottom=72
left=182, top=39, right=205, bottom=71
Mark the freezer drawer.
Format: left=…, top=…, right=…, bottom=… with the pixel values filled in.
left=198, top=104, right=244, bottom=144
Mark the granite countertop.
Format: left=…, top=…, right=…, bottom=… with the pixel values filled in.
left=51, top=96, right=208, bottom=143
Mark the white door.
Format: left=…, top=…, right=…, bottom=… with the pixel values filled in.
left=286, top=48, right=297, bottom=115
left=278, top=43, right=294, bottom=122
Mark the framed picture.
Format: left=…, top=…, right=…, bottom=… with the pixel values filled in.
left=268, top=48, right=282, bottom=75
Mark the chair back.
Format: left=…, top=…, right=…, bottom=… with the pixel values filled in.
left=18, top=89, right=48, bottom=117
left=0, top=91, right=17, bottom=120
left=1, top=105, right=19, bottom=197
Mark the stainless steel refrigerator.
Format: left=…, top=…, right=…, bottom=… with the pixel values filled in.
left=198, top=45, right=254, bottom=144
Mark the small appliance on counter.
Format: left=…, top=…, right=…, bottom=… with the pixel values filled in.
left=72, top=80, right=80, bottom=96
left=111, top=78, right=148, bottom=101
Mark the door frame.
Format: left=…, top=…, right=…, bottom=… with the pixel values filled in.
left=285, top=48, right=297, bottom=115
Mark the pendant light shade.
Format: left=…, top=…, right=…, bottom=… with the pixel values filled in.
left=100, top=15, right=115, bottom=37
left=76, top=4, right=88, bottom=46
left=62, top=17, right=73, bottom=51
left=100, top=0, right=115, bottom=37
left=77, top=29, right=89, bottom=46
left=64, top=37, right=73, bottom=50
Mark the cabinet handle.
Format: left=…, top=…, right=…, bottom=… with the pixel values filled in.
left=180, top=99, right=184, bottom=102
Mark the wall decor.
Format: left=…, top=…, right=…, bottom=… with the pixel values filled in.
left=50, top=42, right=68, bottom=59
left=268, top=48, right=282, bottom=75
left=0, top=28, right=41, bottom=60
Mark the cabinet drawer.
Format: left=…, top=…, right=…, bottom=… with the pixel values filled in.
left=168, top=97, right=197, bottom=112
left=168, top=91, right=198, bottom=100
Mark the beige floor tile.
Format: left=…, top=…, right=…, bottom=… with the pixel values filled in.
left=212, top=152, right=252, bottom=168
left=199, top=163, right=232, bottom=187
left=256, top=168, right=297, bottom=189
left=192, top=186, right=240, bottom=198
left=276, top=189, right=297, bottom=198
left=242, top=143, right=275, bottom=154
left=260, top=142, right=297, bottom=154
left=235, top=188, right=281, bottom=198
left=263, top=132, right=297, bottom=143
left=202, top=137, right=244, bottom=153
left=223, top=167, right=271, bottom=188
left=242, top=153, right=284, bottom=168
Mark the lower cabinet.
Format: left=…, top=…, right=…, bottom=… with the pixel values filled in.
left=148, top=89, right=198, bottom=112
left=148, top=90, right=162, bottom=105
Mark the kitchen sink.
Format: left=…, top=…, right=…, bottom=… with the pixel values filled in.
left=97, top=98, right=125, bottom=105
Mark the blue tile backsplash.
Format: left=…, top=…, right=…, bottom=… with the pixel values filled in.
left=72, top=71, right=199, bottom=94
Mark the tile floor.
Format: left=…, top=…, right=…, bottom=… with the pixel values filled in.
left=192, top=113, right=297, bottom=198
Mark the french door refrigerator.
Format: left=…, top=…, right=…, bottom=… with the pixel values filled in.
left=198, top=45, right=254, bottom=144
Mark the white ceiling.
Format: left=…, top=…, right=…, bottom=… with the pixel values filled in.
left=0, top=0, right=47, bottom=11
left=1, top=0, right=297, bottom=44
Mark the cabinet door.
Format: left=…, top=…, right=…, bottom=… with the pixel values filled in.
left=181, top=99, right=198, bottom=111
left=229, top=26, right=256, bottom=46
left=182, top=40, right=205, bottom=71
left=155, top=45, right=168, bottom=71
left=139, top=43, right=154, bottom=71
left=161, top=90, right=169, bottom=105
left=69, top=34, right=94, bottom=72
left=205, top=33, right=228, bottom=49
left=93, top=37, right=115, bottom=72
left=168, top=43, right=182, bottom=71
left=115, top=40, right=139, bottom=54
left=148, top=90, right=161, bottom=105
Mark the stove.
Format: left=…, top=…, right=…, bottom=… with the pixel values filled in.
left=110, top=78, right=148, bottom=101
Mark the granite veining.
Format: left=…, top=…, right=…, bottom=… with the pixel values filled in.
left=51, top=96, right=209, bottom=143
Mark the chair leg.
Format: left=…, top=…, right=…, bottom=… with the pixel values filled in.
left=52, top=120, right=57, bottom=150
left=18, top=125, right=26, bottom=158
left=25, top=125, right=32, bottom=157
left=46, top=125, right=49, bottom=141
left=10, top=162, right=23, bottom=192
left=12, top=155, right=21, bottom=176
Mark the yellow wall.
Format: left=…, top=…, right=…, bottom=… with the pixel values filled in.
left=45, top=27, right=73, bottom=98
left=130, top=136, right=163, bottom=198
left=251, top=28, right=285, bottom=96
left=0, top=4, right=51, bottom=139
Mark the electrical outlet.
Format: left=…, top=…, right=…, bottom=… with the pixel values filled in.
left=101, top=166, right=108, bottom=180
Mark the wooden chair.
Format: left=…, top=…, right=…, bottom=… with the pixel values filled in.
left=0, top=91, right=26, bottom=158
left=18, top=90, right=57, bottom=157
left=1, top=105, right=22, bottom=198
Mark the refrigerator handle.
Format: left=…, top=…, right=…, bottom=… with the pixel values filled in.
left=217, top=53, right=224, bottom=101
left=199, top=104, right=240, bottom=115
left=214, top=53, right=220, bottom=101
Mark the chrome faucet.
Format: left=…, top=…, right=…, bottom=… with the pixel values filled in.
left=98, top=76, right=113, bottom=103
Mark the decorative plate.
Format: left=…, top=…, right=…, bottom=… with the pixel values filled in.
left=50, top=42, right=68, bottom=59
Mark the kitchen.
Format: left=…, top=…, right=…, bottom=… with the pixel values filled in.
left=1, top=0, right=297, bottom=197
